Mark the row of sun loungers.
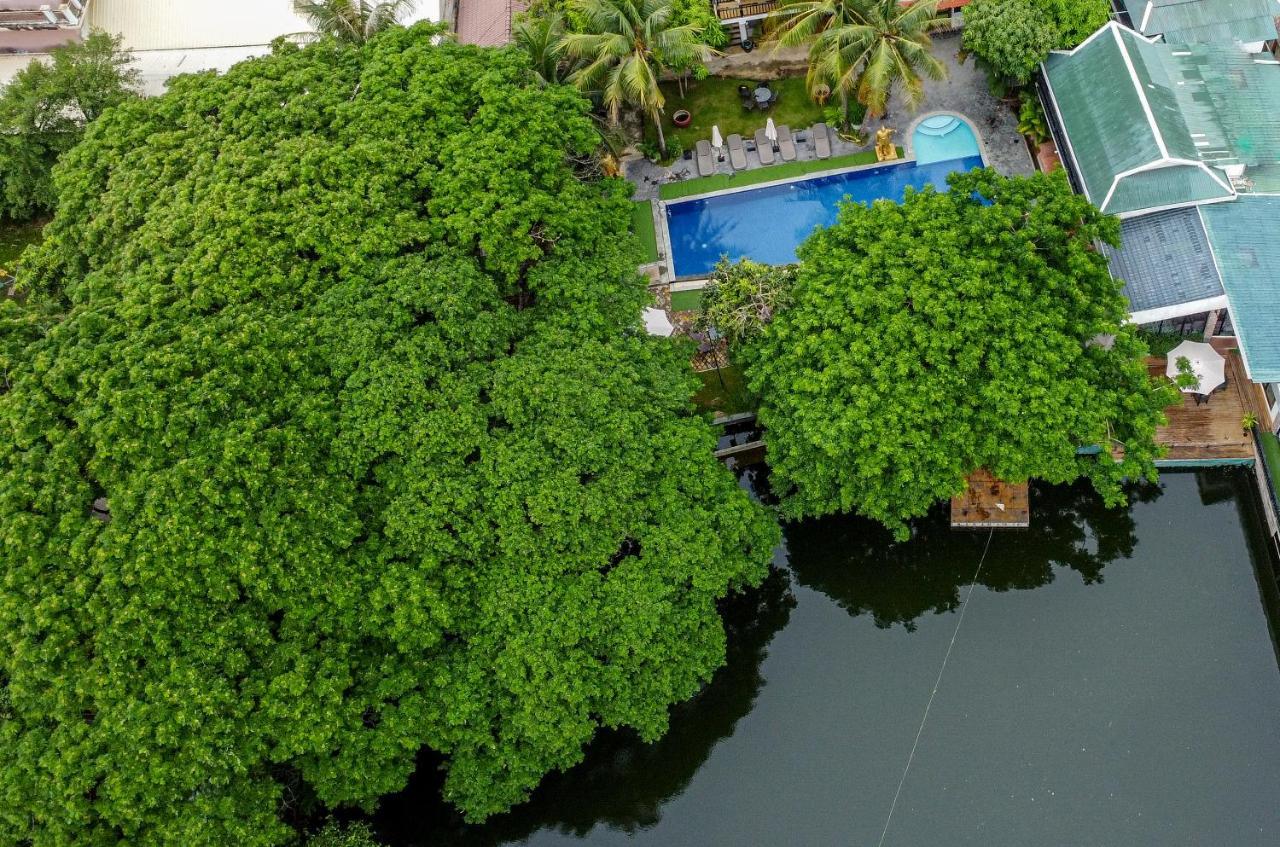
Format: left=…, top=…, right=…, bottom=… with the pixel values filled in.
left=694, top=123, right=832, bottom=177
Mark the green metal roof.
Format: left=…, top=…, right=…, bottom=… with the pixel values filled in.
left=1043, top=23, right=1280, bottom=216
left=1118, top=0, right=1278, bottom=45
left=1200, top=196, right=1280, bottom=382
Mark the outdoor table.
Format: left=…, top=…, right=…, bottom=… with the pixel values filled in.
left=753, top=87, right=771, bottom=105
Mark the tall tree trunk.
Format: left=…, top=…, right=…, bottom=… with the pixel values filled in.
left=839, top=88, right=850, bottom=131
left=654, top=111, right=667, bottom=157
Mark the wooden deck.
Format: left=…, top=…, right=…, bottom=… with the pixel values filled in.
left=950, top=468, right=1030, bottom=529
left=1150, top=339, right=1267, bottom=464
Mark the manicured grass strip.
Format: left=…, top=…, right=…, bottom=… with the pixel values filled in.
left=631, top=200, right=658, bottom=264
left=0, top=218, right=46, bottom=270
left=692, top=364, right=755, bottom=416
left=1258, top=431, right=1280, bottom=507
left=659, top=148, right=904, bottom=201
left=670, top=288, right=703, bottom=311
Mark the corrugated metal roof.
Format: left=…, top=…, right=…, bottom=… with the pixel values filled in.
left=89, top=0, right=439, bottom=52
left=1118, top=0, right=1278, bottom=45
left=1200, top=196, right=1280, bottom=382
left=1104, top=208, right=1223, bottom=314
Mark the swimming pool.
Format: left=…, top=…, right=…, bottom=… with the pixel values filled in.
left=664, top=153, right=983, bottom=278
left=912, top=113, right=982, bottom=165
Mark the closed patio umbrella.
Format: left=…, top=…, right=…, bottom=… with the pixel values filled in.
left=765, top=117, right=777, bottom=143
left=711, top=125, right=724, bottom=160
left=643, top=307, right=674, bottom=337
left=1166, top=340, right=1226, bottom=395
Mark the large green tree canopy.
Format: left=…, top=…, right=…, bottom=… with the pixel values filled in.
left=744, top=169, right=1172, bottom=539
left=0, top=26, right=777, bottom=846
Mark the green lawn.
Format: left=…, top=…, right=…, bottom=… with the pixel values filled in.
left=1259, top=431, right=1280, bottom=506
left=631, top=200, right=659, bottom=264
left=693, top=364, right=755, bottom=416
left=0, top=218, right=46, bottom=270
left=646, top=76, right=840, bottom=156
left=670, top=288, right=703, bottom=311
left=659, top=147, right=903, bottom=201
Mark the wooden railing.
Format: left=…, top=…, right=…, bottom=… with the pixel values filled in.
left=716, top=0, right=778, bottom=20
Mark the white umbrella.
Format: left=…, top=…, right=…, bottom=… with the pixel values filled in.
left=642, top=307, right=674, bottom=337
left=765, top=117, right=777, bottom=143
left=1166, top=340, right=1226, bottom=395
left=711, top=125, right=724, bottom=159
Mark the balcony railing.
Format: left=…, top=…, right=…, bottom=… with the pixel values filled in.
left=716, top=0, right=777, bottom=21
left=0, top=0, right=88, bottom=30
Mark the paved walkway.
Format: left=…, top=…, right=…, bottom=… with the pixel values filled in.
left=627, top=34, right=1034, bottom=200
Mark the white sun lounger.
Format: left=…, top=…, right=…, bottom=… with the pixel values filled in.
left=754, top=128, right=775, bottom=165
left=727, top=134, right=748, bottom=170
left=695, top=139, right=716, bottom=177
left=777, top=125, right=797, bottom=162
left=813, top=122, right=832, bottom=159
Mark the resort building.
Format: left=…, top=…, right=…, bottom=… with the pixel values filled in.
left=0, top=0, right=441, bottom=94
left=1041, top=20, right=1280, bottom=422
left=1111, top=0, right=1279, bottom=49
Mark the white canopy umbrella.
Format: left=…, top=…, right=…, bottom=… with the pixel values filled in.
left=642, top=307, right=675, bottom=337
left=1166, top=340, right=1226, bottom=395
left=765, top=117, right=778, bottom=143
left=711, top=125, right=724, bottom=158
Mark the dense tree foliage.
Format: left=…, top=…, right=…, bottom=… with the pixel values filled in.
left=0, top=31, right=138, bottom=221
left=744, top=169, right=1174, bottom=539
left=697, top=258, right=793, bottom=347
left=0, top=28, right=777, bottom=846
left=961, top=0, right=1057, bottom=85
left=962, top=0, right=1110, bottom=84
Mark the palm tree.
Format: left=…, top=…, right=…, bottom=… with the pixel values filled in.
left=561, top=0, right=713, bottom=156
left=293, top=0, right=418, bottom=45
left=513, top=10, right=573, bottom=86
left=770, top=0, right=946, bottom=128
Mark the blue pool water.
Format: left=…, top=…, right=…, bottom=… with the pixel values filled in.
left=912, top=114, right=982, bottom=165
left=665, top=154, right=983, bottom=277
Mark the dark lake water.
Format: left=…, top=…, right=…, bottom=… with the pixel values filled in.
left=371, top=469, right=1280, bottom=846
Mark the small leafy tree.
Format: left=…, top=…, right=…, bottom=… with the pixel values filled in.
left=1038, top=0, right=1110, bottom=47
left=1017, top=90, right=1049, bottom=143
left=0, top=31, right=138, bottom=221
left=307, top=821, right=381, bottom=847
left=293, top=0, right=418, bottom=43
left=698, top=258, right=794, bottom=347
left=744, top=168, right=1176, bottom=539
left=562, top=0, right=713, bottom=155
left=770, top=0, right=947, bottom=127
left=961, top=0, right=1058, bottom=86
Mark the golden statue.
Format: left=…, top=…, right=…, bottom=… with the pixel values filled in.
left=874, top=126, right=898, bottom=162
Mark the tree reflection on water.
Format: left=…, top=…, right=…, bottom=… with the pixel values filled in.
left=784, top=478, right=1162, bottom=630
left=368, top=563, right=795, bottom=846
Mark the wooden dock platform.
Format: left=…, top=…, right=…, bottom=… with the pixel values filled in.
left=951, top=468, right=1030, bottom=529
left=1150, top=340, right=1267, bottom=465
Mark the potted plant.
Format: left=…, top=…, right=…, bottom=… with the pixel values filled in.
left=672, top=110, right=692, bottom=128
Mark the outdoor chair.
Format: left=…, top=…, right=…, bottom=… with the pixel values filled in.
left=727, top=134, right=748, bottom=171
left=777, top=125, right=797, bottom=162
left=813, top=122, right=832, bottom=159
left=695, top=139, right=716, bottom=177
left=754, top=128, right=775, bottom=165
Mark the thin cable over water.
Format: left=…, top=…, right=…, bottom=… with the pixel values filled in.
left=876, top=527, right=996, bottom=847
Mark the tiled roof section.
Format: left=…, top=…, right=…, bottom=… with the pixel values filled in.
left=1104, top=208, right=1223, bottom=315
left=1043, top=26, right=1163, bottom=206
left=1200, top=196, right=1280, bottom=382
left=1118, top=0, right=1278, bottom=45
left=456, top=0, right=526, bottom=46
left=1104, top=165, right=1232, bottom=216
left=1042, top=22, right=1280, bottom=216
